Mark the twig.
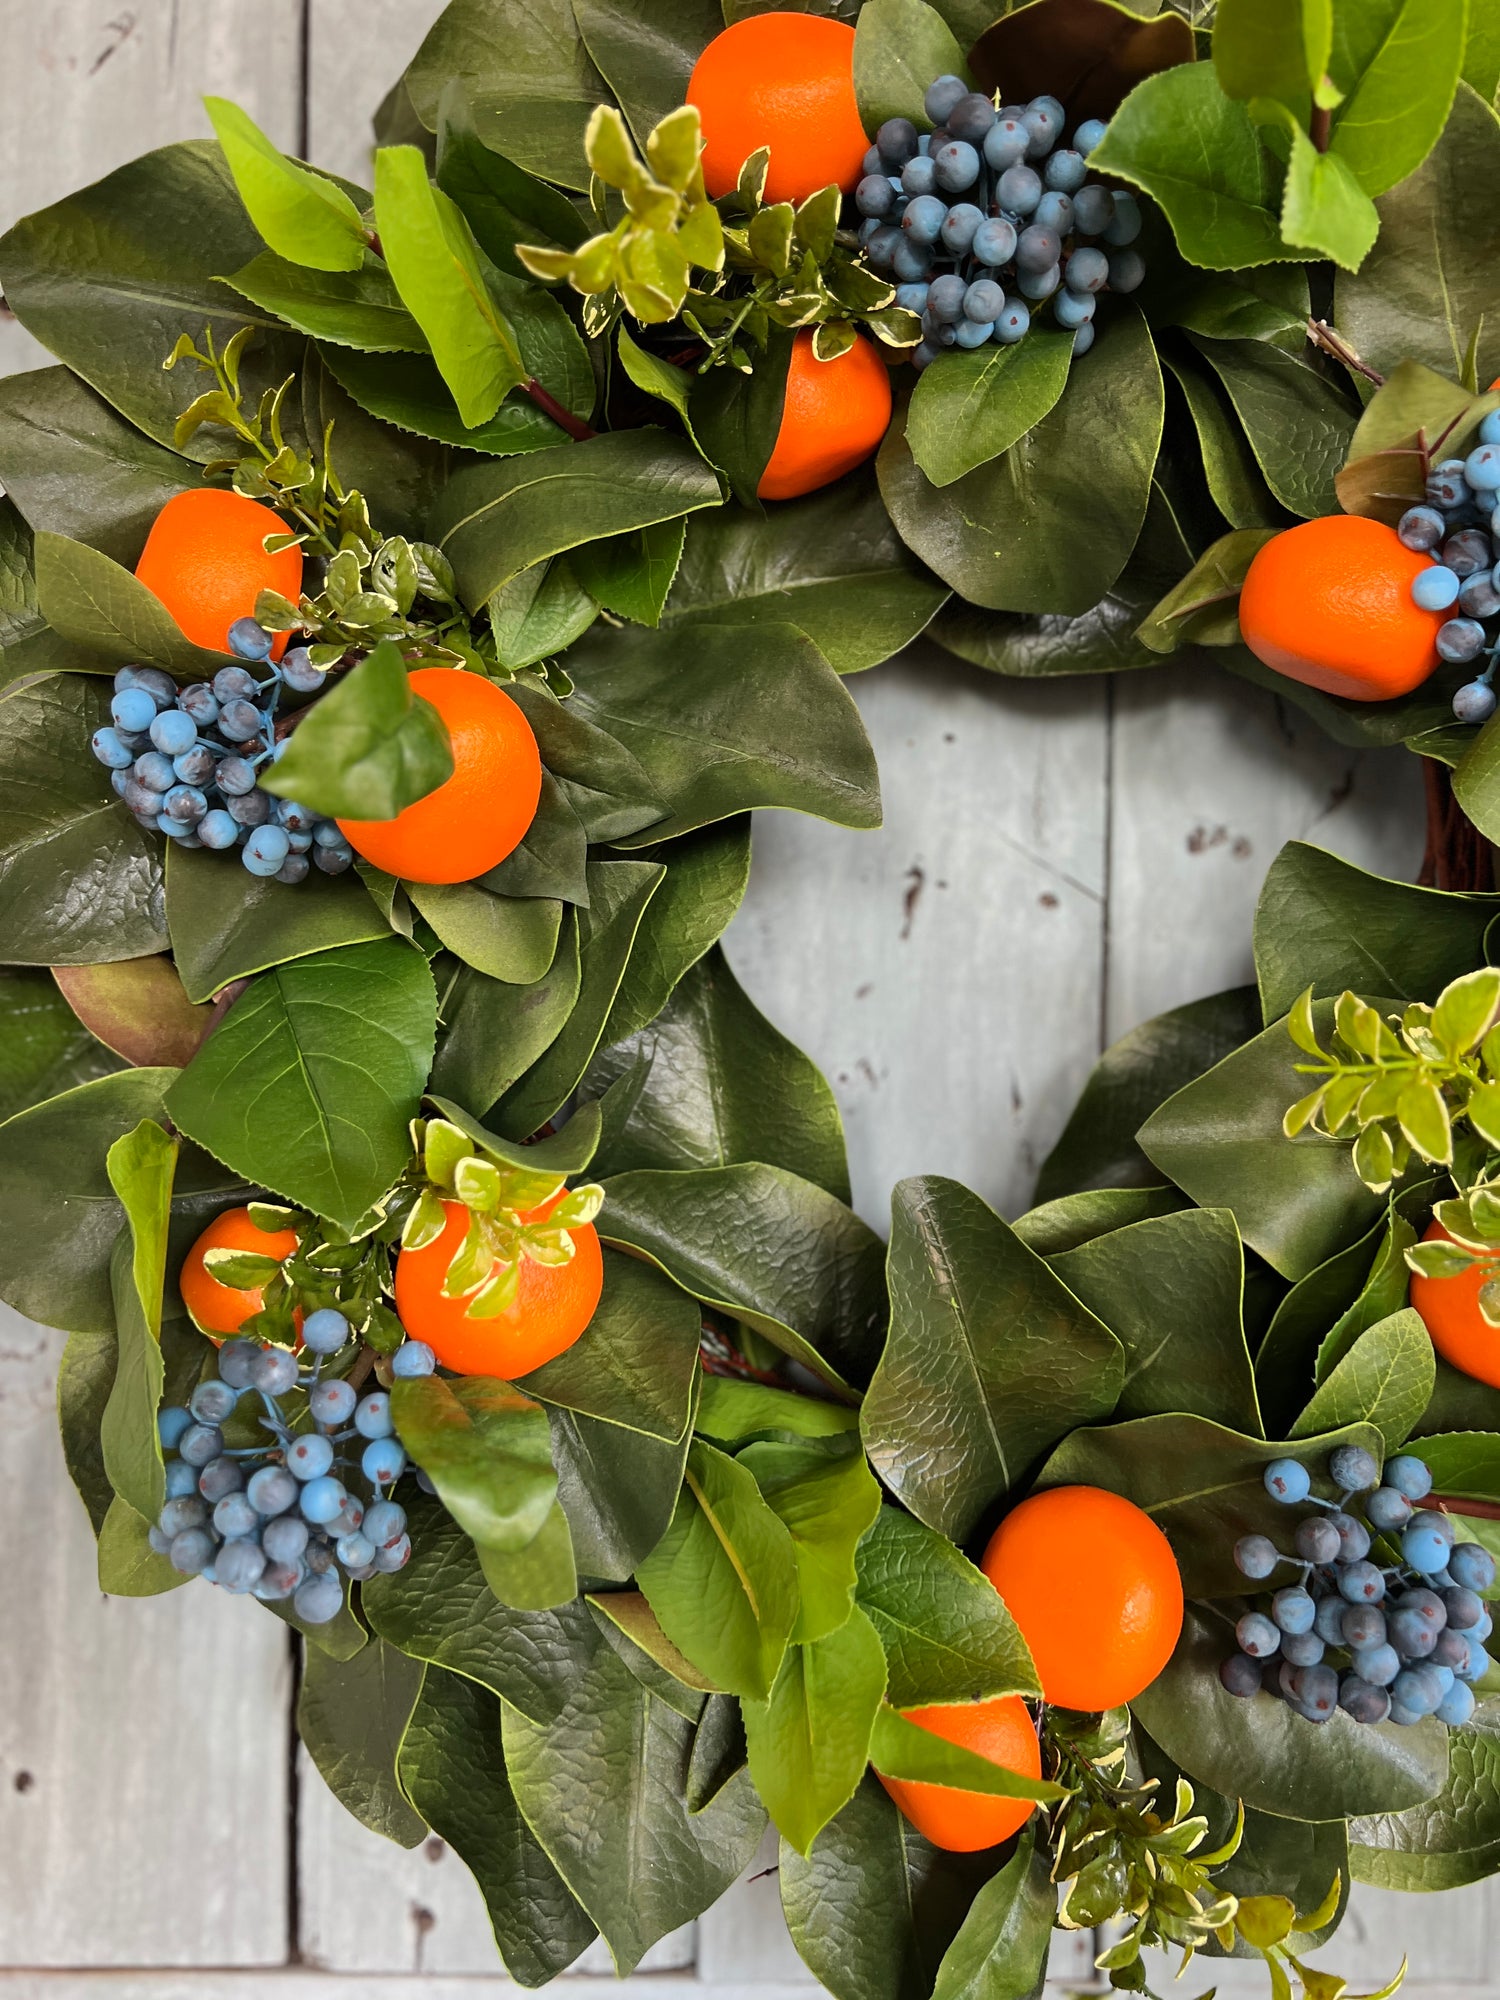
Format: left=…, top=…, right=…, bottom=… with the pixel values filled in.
left=1309, top=102, right=1331, bottom=153
left=1423, top=1493, right=1500, bottom=1523
left=1305, top=317, right=1385, bottom=387
left=202, top=977, right=250, bottom=1047
left=522, top=377, right=596, bottom=441
left=346, top=1344, right=378, bottom=1394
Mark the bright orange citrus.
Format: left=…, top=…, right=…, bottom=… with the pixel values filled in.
left=1410, top=1221, right=1500, bottom=1389
left=180, top=1205, right=300, bottom=1339
left=687, top=12, right=868, bottom=205
left=337, top=667, right=542, bottom=884
left=877, top=1695, right=1040, bottom=1851
left=135, top=488, right=302, bottom=662
left=394, top=1192, right=604, bottom=1378
left=1239, top=514, right=1445, bottom=702
left=981, top=1486, right=1184, bottom=1711
left=758, top=329, right=892, bottom=502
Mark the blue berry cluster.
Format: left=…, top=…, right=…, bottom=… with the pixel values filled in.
left=1220, top=1447, right=1494, bottom=1728
left=855, top=80, right=1143, bottom=370
left=1399, top=411, right=1500, bottom=725
left=90, top=618, right=354, bottom=883
left=150, top=1309, right=437, bottom=1623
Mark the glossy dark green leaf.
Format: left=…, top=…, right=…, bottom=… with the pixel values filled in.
left=1189, top=336, right=1356, bottom=522
left=689, top=332, right=791, bottom=509
left=1352, top=1707, right=1500, bottom=1891
left=407, top=883, right=560, bottom=987
left=0, top=673, right=166, bottom=964
left=1290, top=1307, right=1434, bottom=1451
left=434, top=82, right=589, bottom=278
left=398, top=1663, right=599, bottom=1981
left=907, top=330, right=1074, bottom=489
left=58, top=1328, right=120, bottom=1535
left=0, top=501, right=77, bottom=686
left=299, top=1637, right=428, bottom=1849
left=483, top=774, right=590, bottom=902
left=165, top=844, right=390, bottom=1004
left=1011, top=1186, right=1188, bottom=1257
left=587, top=948, right=851, bottom=1202
left=424, top=1093, right=602, bottom=1176
left=34, top=530, right=236, bottom=675
left=1163, top=350, right=1288, bottom=533
left=853, top=0, right=967, bottom=129
left=1134, top=1603, right=1449, bottom=1820
left=522, top=1248, right=701, bottom=1441
left=223, top=250, right=425, bottom=352
left=574, top=0, right=721, bottom=147
left=99, top=1120, right=177, bottom=1523
left=165, top=939, right=436, bottom=1227
left=863, top=1175, right=1124, bottom=1540
left=322, top=347, right=570, bottom=457
left=663, top=474, right=946, bottom=673
left=855, top=1506, right=1039, bottom=1709
left=570, top=518, right=687, bottom=628
left=0, top=967, right=121, bottom=1121
left=930, top=1827, right=1054, bottom=2000
left=599, top=1163, right=886, bottom=1395
left=262, top=642, right=454, bottom=820
left=428, top=923, right=583, bottom=1115
left=549, top=1400, right=693, bottom=1580
left=600, top=820, right=749, bottom=1049
left=744, top=1609, right=889, bottom=1855
left=1051, top=1208, right=1262, bottom=1432
left=507, top=681, right=667, bottom=845
left=1040, top=1410, right=1388, bottom=1598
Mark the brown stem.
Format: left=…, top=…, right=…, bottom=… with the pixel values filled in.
left=347, top=1344, right=378, bottom=1395
left=1309, top=101, right=1332, bottom=153
left=1421, top=1493, right=1500, bottom=1522
left=202, top=977, right=250, bottom=1048
left=1304, top=316, right=1385, bottom=386
left=523, top=377, right=596, bottom=441
left=1419, top=759, right=1494, bottom=892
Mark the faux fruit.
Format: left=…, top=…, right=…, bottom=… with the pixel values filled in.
left=1411, top=1220, right=1500, bottom=1389
left=135, top=487, right=302, bottom=661
left=758, top=329, right=892, bottom=501
left=1397, top=409, right=1500, bottom=725
left=877, top=1694, right=1040, bottom=1851
left=337, top=667, right=543, bottom=884
left=1239, top=515, right=1444, bottom=701
left=394, top=1192, right=604, bottom=1377
left=981, top=1485, right=1183, bottom=1710
left=687, top=12, right=867, bottom=206
left=179, top=1205, right=300, bottom=1337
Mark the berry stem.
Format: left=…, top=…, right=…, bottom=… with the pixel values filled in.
left=522, top=377, right=596, bottom=441
left=1423, top=1492, right=1500, bottom=1522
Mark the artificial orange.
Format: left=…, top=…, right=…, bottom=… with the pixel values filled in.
left=758, top=330, right=892, bottom=501
left=179, top=1205, right=300, bottom=1339
left=1238, top=514, right=1445, bottom=702
left=337, top=667, right=542, bottom=884
left=687, top=12, right=868, bottom=205
left=394, top=1192, right=604, bottom=1377
left=877, top=1695, right=1041, bottom=1852
left=135, top=488, right=302, bottom=662
left=1410, top=1221, right=1500, bottom=1389
left=981, top=1486, right=1183, bottom=1711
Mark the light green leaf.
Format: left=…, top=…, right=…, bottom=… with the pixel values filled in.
left=868, top=1707, right=1065, bottom=1804
left=99, top=1119, right=178, bottom=1524
left=906, top=330, right=1074, bottom=489
left=1291, top=1307, right=1436, bottom=1450
left=1279, top=120, right=1381, bottom=270
left=744, top=1610, right=889, bottom=1855
left=739, top=1435, right=883, bottom=1643
left=35, top=530, right=232, bottom=675
left=206, top=96, right=368, bottom=271
left=260, top=641, right=454, bottom=820
left=97, top=1494, right=187, bottom=1596
left=392, top=1374, right=558, bottom=1553
left=1214, top=0, right=1332, bottom=102
left=1328, top=0, right=1467, bottom=197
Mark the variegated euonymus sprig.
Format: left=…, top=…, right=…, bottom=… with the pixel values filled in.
left=198, top=1198, right=410, bottom=1354
left=401, top=1116, right=604, bottom=1320
left=516, top=104, right=917, bottom=371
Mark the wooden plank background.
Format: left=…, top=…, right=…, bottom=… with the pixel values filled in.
left=0, top=3, right=1479, bottom=1991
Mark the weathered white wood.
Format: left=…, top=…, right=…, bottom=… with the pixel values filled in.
left=306, top=0, right=448, bottom=189
left=0, top=1978, right=811, bottom=1999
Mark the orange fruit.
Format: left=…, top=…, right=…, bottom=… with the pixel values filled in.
left=1238, top=514, right=1445, bottom=702
left=337, top=667, right=542, bottom=884
left=180, top=1205, right=300, bottom=1339
left=394, top=1193, right=604, bottom=1377
left=1410, top=1221, right=1500, bottom=1389
left=877, top=1695, right=1040, bottom=1852
left=687, top=12, right=868, bottom=205
left=981, top=1486, right=1184, bottom=1711
left=758, top=330, right=892, bottom=502
left=135, top=488, right=303, bottom=662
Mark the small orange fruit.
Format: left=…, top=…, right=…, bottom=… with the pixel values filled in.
left=687, top=12, right=868, bottom=205
left=877, top=1695, right=1040, bottom=1852
left=135, top=488, right=303, bottom=661
left=758, top=330, right=892, bottom=502
left=1410, top=1221, right=1500, bottom=1389
left=981, top=1486, right=1183, bottom=1711
left=180, top=1205, right=300, bottom=1339
left=337, top=667, right=542, bottom=884
left=394, top=1193, right=604, bottom=1378
left=1239, top=514, right=1445, bottom=702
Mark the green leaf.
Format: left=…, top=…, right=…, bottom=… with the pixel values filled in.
left=1337, top=83, right=1500, bottom=390
left=572, top=0, right=723, bottom=150
left=0, top=500, right=75, bottom=687
left=636, top=1438, right=800, bottom=1699
left=1328, top=0, right=1467, bottom=197
left=587, top=949, right=852, bottom=1202
left=428, top=431, right=723, bottom=609
left=853, top=0, right=969, bottom=130
left=222, top=249, right=426, bottom=352
left=1352, top=1706, right=1500, bottom=1891
left=434, top=81, right=589, bottom=278
left=507, top=681, right=667, bottom=844
left=663, top=473, right=946, bottom=674
left=907, top=330, right=1074, bottom=489
left=868, top=1708, right=1065, bottom=1804
left=1214, top=0, right=1332, bottom=102
left=617, top=324, right=702, bottom=446
left=1012, top=1186, right=1188, bottom=1257
left=550, top=1401, right=694, bottom=1580
left=597, top=1164, right=886, bottom=1396
left=392, top=1375, right=558, bottom=1553
left=0, top=967, right=121, bottom=1122
left=1452, top=707, right=1500, bottom=846
left=1136, top=527, right=1276, bottom=655
left=259, top=641, right=454, bottom=821
left=1162, top=354, right=1289, bottom=535
left=588, top=1589, right=724, bottom=1701
left=99, top=1120, right=178, bottom=1523
left=855, top=1507, right=1039, bottom=1710
left=695, top=1375, right=862, bottom=1448
left=930, top=1827, right=1054, bottom=2000
left=1133, top=1603, right=1449, bottom=1820
left=1039, top=1410, right=1388, bottom=1598
left=522, top=1247, right=702, bottom=1442
left=478, top=1499, right=578, bottom=1610
left=322, top=345, right=576, bottom=457
left=745, top=1610, right=889, bottom=1855
left=569, top=518, right=686, bottom=628
left=298, top=1637, right=428, bottom=1848
left=484, top=770, right=590, bottom=894
left=1464, top=4, right=1500, bottom=105
left=373, top=145, right=526, bottom=430
left=690, top=333, right=791, bottom=509
left=34, top=530, right=234, bottom=675
left=598, top=819, right=750, bottom=1048
left=398, top=1663, right=599, bottom=1981
left=96, top=1494, right=186, bottom=1597
left=1279, top=121, right=1381, bottom=270
left=1290, top=1306, right=1435, bottom=1450
left=1188, top=338, right=1357, bottom=519
left=1051, top=1208, right=1263, bottom=1432
left=165, top=939, right=435, bottom=1228
left=165, top=844, right=390, bottom=1004
left=205, top=96, right=367, bottom=271
left=739, top=1435, right=883, bottom=1643
left=428, top=927, right=583, bottom=1115
left=424, top=1093, right=603, bottom=1178
left=862, top=1176, right=1124, bottom=1541
left=407, top=883, right=560, bottom=986
left=51, top=959, right=211, bottom=1071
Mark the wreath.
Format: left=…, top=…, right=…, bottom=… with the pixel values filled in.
left=0, top=0, right=1497, bottom=1994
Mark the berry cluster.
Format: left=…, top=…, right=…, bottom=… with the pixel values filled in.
left=855, top=80, right=1143, bottom=370
left=1398, top=411, right=1500, bottom=725
left=1219, top=1446, right=1495, bottom=1728
left=90, top=619, right=354, bottom=884
left=149, top=1310, right=437, bottom=1623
